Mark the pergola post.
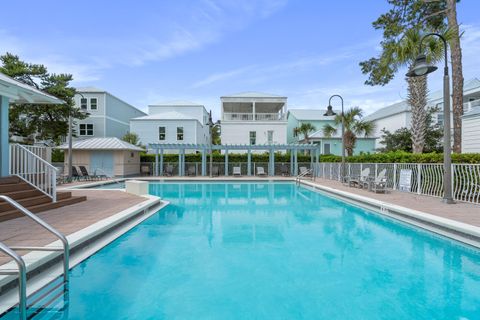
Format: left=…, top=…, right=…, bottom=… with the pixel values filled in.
left=201, top=146, right=206, bottom=176
left=310, top=149, right=314, bottom=172
left=269, top=147, right=274, bottom=176
left=160, top=148, right=164, bottom=176
left=315, top=147, right=320, bottom=177
left=182, top=148, right=186, bottom=176
left=178, top=150, right=182, bottom=176
left=290, top=149, right=294, bottom=176
left=293, top=150, right=298, bottom=176
left=225, top=149, right=229, bottom=176
left=155, top=149, right=159, bottom=176
left=247, top=148, right=252, bottom=176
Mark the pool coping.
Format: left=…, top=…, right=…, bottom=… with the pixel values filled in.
left=0, top=193, right=164, bottom=315
left=300, top=180, right=480, bottom=249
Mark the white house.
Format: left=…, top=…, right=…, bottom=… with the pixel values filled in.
left=220, top=92, right=287, bottom=149
left=364, top=78, right=480, bottom=148
left=74, top=87, right=146, bottom=140
left=462, top=106, right=480, bottom=153
left=130, top=100, right=210, bottom=151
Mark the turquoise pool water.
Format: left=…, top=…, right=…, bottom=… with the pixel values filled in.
left=2, top=182, right=480, bottom=319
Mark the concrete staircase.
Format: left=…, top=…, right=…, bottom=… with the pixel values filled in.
left=0, top=176, right=86, bottom=222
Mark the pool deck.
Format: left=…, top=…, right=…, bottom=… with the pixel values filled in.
left=308, top=178, right=480, bottom=227
left=0, top=190, right=147, bottom=266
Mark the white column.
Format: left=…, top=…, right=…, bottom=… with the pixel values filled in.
left=252, top=101, right=256, bottom=121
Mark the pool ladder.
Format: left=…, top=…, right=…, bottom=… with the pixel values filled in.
left=295, top=169, right=314, bottom=185
left=0, top=195, right=70, bottom=320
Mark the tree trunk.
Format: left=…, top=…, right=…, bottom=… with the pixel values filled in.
left=344, top=131, right=355, bottom=157
left=446, top=0, right=464, bottom=153
left=407, top=75, right=428, bottom=154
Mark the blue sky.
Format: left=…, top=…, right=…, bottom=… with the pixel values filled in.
left=1, top=0, right=479, bottom=119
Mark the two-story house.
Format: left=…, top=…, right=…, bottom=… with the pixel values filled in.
left=129, top=100, right=210, bottom=151
left=74, top=87, right=146, bottom=140
left=220, top=92, right=287, bottom=148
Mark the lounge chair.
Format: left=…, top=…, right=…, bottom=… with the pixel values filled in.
left=348, top=168, right=370, bottom=188
left=71, top=166, right=84, bottom=181
left=164, top=164, right=174, bottom=176
left=79, top=165, right=105, bottom=180
left=368, top=169, right=388, bottom=193
left=140, top=165, right=151, bottom=176
left=280, top=164, right=289, bottom=176
left=256, top=167, right=267, bottom=177
left=187, top=165, right=196, bottom=176
left=233, top=166, right=241, bottom=177
left=212, top=166, right=220, bottom=177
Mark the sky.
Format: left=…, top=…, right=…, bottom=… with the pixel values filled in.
left=1, top=0, right=480, bottom=120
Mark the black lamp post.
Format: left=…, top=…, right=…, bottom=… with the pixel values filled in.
left=324, top=95, right=345, bottom=180
left=406, top=32, right=454, bottom=204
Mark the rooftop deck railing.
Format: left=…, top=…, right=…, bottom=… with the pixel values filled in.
left=463, top=100, right=480, bottom=113
left=223, top=112, right=285, bottom=121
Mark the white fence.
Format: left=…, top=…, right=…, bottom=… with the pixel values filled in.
left=316, top=162, right=480, bottom=204
left=9, top=144, right=57, bottom=202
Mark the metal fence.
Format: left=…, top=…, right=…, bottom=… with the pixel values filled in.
left=316, top=162, right=480, bottom=204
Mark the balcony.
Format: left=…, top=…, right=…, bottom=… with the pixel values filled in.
left=464, top=100, right=480, bottom=112
left=223, top=112, right=286, bottom=121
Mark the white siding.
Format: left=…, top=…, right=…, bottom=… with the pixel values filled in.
left=221, top=122, right=287, bottom=147
left=371, top=112, right=409, bottom=148
left=462, top=116, right=480, bottom=152
left=148, top=106, right=206, bottom=124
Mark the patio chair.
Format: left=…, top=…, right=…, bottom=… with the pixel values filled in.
left=348, top=168, right=370, bottom=188
left=367, top=169, right=388, bottom=193
left=140, top=165, right=151, bottom=176
left=187, top=165, right=196, bottom=176
left=233, top=166, right=242, bottom=177
left=212, top=166, right=220, bottom=177
left=280, top=164, right=289, bottom=176
left=71, top=166, right=84, bottom=181
left=164, top=164, right=174, bottom=176
left=256, top=167, right=267, bottom=177
left=79, top=165, right=104, bottom=180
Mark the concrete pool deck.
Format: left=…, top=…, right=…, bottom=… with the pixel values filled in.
left=0, top=190, right=148, bottom=266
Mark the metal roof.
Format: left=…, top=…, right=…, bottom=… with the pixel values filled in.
left=288, top=109, right=340, bottom=121
left=221, top=91, right=287, bottom=99
left=148, top=143, right=320, bottom=150
left=0, top=72, right=64, bottom=104
left=58, top=137, right=144, bottom=151
left=76, top=86, right=105, bottom=93
left=363, top=101, right=409, bottom=122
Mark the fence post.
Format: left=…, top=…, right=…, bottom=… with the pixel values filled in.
left=393, top=163, right=397, bottom=190
left=375, top=163, right=378, bottom=178
left=417, top=163, right=422, bottom=195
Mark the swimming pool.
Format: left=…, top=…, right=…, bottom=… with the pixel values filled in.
left=2, top=182, right=480, bottom=319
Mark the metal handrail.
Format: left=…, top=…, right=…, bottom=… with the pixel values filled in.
left=296, top=169, right=313, bottom=184
left=0, top=241, right=27, bottom=320
left=0, top=196, right=70, bottom=320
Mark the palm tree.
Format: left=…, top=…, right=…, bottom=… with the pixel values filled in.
left=322, top=107, right=375, bottom=157
left=293, top=123, right=316, bottom=144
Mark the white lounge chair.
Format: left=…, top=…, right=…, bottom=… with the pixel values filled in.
left=256, top=167, right=267, bottom=177
left=233, top=166, right=241, bottom=176
left=349, top=168, right=370, bottom=188
left=299, top=166, right=311, bottom=176
left=369, top=169, right=388, bottom=193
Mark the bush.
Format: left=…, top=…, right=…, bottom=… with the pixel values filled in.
left=52, top=149, right=64, bottom=162
left=140, top=151, right=480, bottom=164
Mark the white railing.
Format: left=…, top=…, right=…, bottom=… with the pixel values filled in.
left=316, top=162, right=480, bottom=204
left=21, top=145, right=51, bottom=162
left=9, top=144, right=57, bottom=202
left=223, top=112, right=285, bottom=121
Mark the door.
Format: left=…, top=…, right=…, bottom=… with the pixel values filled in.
left=323, top=143, right=331, bottom=155
left=90, top=151, right=114, bottom=177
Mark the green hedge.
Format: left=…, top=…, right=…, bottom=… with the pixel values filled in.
left=140, top=151, right=480, bottom=164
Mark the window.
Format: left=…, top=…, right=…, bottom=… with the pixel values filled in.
left=80, top=98, right=87, bottom=110
left=159, top=127, right=166, bottom=140
left=437, top=113, right=444, bottom=126
left=249, top=131, right=256, bottom=145
left=79, top=124, right=94, bottom=136
left=323, top=143, right=331, bottom=155
left=267, top=130, right=274, bottom=144
left=90, top=98, right=97, bottom=110
left=177, top=127, right=184, bottom=141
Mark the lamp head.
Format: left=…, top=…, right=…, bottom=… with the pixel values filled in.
left=406, top=54, right=437, bottom=77
left=324, top=105, right=336, bottom=116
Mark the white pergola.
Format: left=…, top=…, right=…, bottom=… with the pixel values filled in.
left=148, top=143, right=321, bottom=177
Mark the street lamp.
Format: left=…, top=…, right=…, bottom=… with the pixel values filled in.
left=68, top=92, right=88, bottom=180
left=406, top=33, right=454, bottom=204
left=208, top=111, right=220, bottom=178
left=324, top=95, right=345, bottom=180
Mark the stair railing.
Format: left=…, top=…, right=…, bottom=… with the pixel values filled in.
left=9, top=144, right=57, bottom=202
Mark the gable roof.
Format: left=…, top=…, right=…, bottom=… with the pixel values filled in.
left=221, top=91, right=286, bottom=99
left=0, top=72, right=64, bottom=104
left=363, top=101, right=409, bottom=122
left=131, top=111, right=198, bottom=121
left=288, top=109, right=340, bottom=121
left=58, top=137, right=143, bottom=151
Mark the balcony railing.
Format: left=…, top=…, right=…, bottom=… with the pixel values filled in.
left=223, top=112, right=285, bottom=121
